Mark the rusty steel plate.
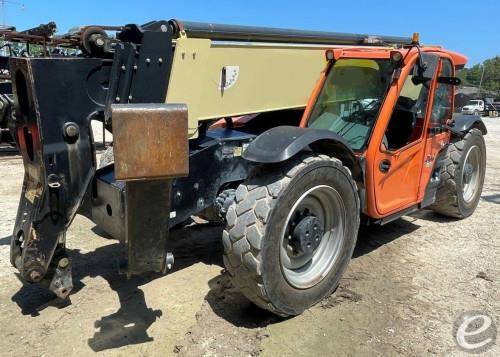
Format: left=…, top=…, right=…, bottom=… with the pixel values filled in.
left=112, top=103, right=189, bottom=181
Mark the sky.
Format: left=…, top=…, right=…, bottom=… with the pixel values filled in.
left=3, top=0, right=499, bottom=66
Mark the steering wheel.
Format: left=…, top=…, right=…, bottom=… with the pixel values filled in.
left=348, top=99, right=380, bottom=125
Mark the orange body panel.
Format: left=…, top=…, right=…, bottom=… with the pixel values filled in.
left=364, top=53, right=425, bottom=218
left=416, top=52, right=455, bottom=201
left=300, top=45, right=465, bottom=219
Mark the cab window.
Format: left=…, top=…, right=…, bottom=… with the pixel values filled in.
left=383, top=64, right=430, bottom=151
left=307, top=58, right=394, bottom=150
left=430, top=58, right=453, bottom=129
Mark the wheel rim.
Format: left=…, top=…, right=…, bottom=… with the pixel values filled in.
left=462, top=145, right=481, bottom=203
left=280, top=185, right=346, bottom=289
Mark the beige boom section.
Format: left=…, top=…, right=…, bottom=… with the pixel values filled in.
left=166, top=37, right=329, bottom=138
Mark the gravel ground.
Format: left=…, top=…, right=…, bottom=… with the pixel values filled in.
left=0, top=119, right=498, bottom=356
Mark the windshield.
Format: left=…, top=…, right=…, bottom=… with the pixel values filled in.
left=307, top=58, right=395, bottom=150
left=467, top=100, right=480, bottom=105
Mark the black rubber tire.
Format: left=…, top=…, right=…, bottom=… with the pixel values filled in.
left=431, top=129, right=486, bottom=218
left=223, top=153, right=360, bottom=316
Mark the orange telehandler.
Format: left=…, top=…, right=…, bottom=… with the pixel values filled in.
left=227, top=37, right=486, bottom=315
left=8, top=21, right=486, bottom=316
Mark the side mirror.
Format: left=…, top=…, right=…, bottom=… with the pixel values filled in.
left=411, top=53, right=439, bottom=85
left=411, top=75, right=428, bottom=86
left=437, top=76, right=461, bottom=86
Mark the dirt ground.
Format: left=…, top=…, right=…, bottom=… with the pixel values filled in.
left=0, top=119, right=498, bottom=356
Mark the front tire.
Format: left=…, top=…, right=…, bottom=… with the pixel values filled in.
left=431, top=129, right=486, bottom=218
left=223, top=153, right=360, bottom=316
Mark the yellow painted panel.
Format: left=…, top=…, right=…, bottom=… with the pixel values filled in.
left=166, top=38, right=328, bottom=137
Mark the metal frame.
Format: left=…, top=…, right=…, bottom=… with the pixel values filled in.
left=9, top=24, right=175, bottom=296
left=7, top=18, right=414, bottom=297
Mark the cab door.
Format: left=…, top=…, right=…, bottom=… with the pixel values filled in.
left=418, top=57, right=454, bottom=201
left=369, top=54, right=439, bottom=216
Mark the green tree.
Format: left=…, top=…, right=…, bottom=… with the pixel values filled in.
left=481, top=56, right=500, bottom=93
left=457, top=56, right=500, bottom=96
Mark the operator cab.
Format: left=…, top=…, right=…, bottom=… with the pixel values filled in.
left=303, top=45, right=464, bottom=218
left=305, top=47, right=457, bottom=153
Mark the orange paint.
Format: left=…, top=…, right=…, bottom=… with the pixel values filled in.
left=300, top=46, right=465, bottom=219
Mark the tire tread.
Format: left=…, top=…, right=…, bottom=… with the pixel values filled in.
left=431, top=129, right=483, bottom=218
left=223, top=152, right=355, bottom=316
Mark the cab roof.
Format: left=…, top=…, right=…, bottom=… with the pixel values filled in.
left=326, top=46, right=468, bottom=69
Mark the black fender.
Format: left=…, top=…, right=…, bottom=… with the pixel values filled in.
left=450, top=114, right=487, bottom=136
left=242, top=125, right=363, bottom=184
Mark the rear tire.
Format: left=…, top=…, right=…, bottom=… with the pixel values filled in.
left=431, top=129, right=486, bottom=218
left=223, top=153, right=360, bottom=316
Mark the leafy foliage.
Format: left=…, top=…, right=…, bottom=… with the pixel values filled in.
left=457, top=56, right=500, bottom=94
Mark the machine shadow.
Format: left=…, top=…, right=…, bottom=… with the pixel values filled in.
left=9, top=212, right=440, bottom=348
left=0, top=235, right=11, bottom=245
left=10, top=241, right=164, bottom=351
left=481, top=193, right=500, bottom=205
left=204, top=272, right=285, bottom=328
left=353, top=216, right=422, bottom=258
left=83, top=222, right=226, bottom=352
left=204, top=215, right=427, bottom=329
left=10, top=222, right=225, bottom=352
left=408, top=208, right=459, bottom=223
left=0, top=148, right=19, bottom=156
